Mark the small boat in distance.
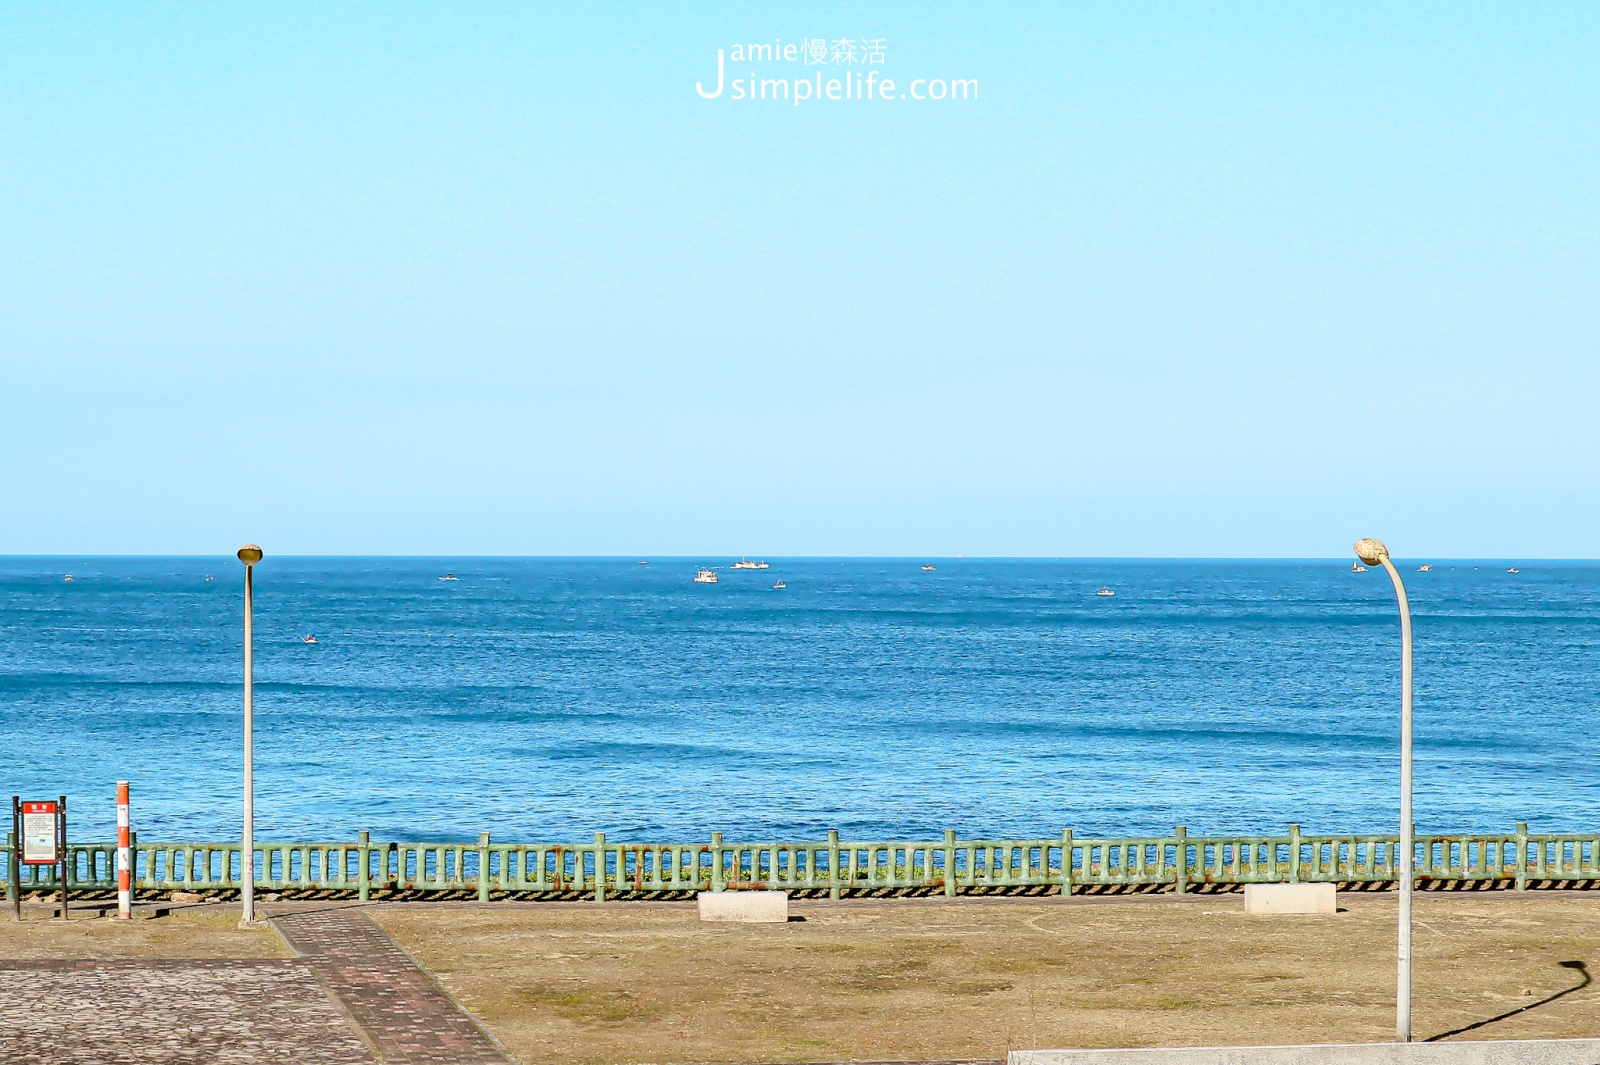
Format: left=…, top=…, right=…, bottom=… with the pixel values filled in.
left=694, top=569, right=719, bottom=584
left=921, top=564, right=936, bottom=571
left=1507, top=567, right=1520, bottom=574
left=772, top=580, right=787, bottom=590
left=205, top=575, right=214, bottom=581
left=1096, top=587, right=1115, bottom=597
left=438, top=573, right=460, bottom=581
left=732, top=558, right=769, bottom=570
left=637, top=560, right=649, bottom=565
left=303, top=635, right=318, bottom=644
left=1418, top=564, right=1432, bottom=572
left=1351, top=561, right=1368, bottom=573
left=63, top=575, right=73, bottom=582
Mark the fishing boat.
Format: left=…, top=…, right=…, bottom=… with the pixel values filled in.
left=772, top=580, right=787, bottom=590
left=637, top=560, right=649, bottom=565
left=1507, top=567, right=1520, bottom=574
left=63, top=575, right=73, bottom=582
left=1351, top=561, right=1368, bottom=573
left=732, top=558, right=769, bottom=570
left=1418, top=564, right=1432, bottom=572
left=438, top=573, right=460, bottom=581
left=303, top=635, right=318, bottom=644
left=1096, top=587, right=1115, bottom=597
left=920, top=564, right=936, bottom=571
left=205, top=575, right=214, bottom=581
left=694, top=569, right=719, bottom=584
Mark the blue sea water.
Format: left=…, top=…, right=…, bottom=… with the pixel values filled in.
left=1, top=557, right=1597, bottom=844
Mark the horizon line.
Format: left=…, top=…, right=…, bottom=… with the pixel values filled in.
left=2, top=553, right=1594, bottom=563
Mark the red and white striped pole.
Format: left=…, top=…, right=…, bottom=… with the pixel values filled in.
left=116, top=781, right=131, bottom=920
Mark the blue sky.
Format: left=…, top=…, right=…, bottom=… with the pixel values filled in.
left=2, top=3, right=1596, bottom=556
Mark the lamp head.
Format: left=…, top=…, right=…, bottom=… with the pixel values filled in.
left=236, top=545, right=264, bottom=566
left=1353, top=538, right=1388, bottom=566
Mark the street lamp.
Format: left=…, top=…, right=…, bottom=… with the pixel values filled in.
left=1353, top=537, right=1413, bottom=1043
left=237, top=544, right=263, bottom=926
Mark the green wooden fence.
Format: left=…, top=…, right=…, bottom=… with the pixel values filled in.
left=5, top=823, right=1597, bottom=901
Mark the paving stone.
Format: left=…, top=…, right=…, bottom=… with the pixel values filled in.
left=0, top=959, right=373, bottom=1064
left=273, top=907, right=515, bottom=1065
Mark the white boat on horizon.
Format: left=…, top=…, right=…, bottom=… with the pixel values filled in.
left=1351, top=561, right=1368, bottom=573
left=303, top=635, right=318, bottom=644
left=694, top=568, right=719, bottom=584
left=732, top=558, right=769, bottom=570
left=1418, top=564, right=1432, bottom=572
left=921, top=564, right=936, bottom=571
left=439, top=573, right=460, bottom=581
left=772, top=580, right=786, bottom=590
left=1096, top=587, right=1115, bottom=597
left=1507, top=567, right=1520, bottom=574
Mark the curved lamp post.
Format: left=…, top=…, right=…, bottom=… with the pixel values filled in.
left=1354, top=537, right=1413, bottom=1043
left=237, top=544, right=263, bottom=926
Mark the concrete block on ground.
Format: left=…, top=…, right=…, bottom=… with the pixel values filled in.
left=1243, top=882, right=1337, bottom=915
left=1011, top=1039, right=1600, bottom=1065
left=697, top=890, right=788, bottom=923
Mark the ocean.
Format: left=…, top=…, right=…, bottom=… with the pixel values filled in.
left=1, top=557, right=1596, bottom=844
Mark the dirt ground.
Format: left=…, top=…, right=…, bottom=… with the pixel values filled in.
left=372, top=892, right=1600, bottom=1065
left=0, top=902, right=285, bottom=959
left=4, top=892, right=1597, bottom=1063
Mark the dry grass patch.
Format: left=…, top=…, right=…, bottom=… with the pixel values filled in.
left=373, top=893, right=1600, bottom=1065
left=0, top=905, right=286, bottom=960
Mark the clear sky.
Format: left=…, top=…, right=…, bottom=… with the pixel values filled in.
left=2, top=3, right=1596, bottom=557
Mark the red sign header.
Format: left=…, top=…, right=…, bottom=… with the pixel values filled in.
left=21, top=802, right=57, bottom=815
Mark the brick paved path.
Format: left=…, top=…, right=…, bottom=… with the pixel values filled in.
left=0, top=958, right=373, bottom=1064
left=273, top=907, right=515, bottom=1065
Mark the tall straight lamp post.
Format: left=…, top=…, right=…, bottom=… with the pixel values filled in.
left=1354, top=537, right=1413, bottom=1043
left=237, top=544, right=263, bottom=926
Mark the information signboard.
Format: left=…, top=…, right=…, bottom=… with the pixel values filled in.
left=21, top=801, right=59, bottom=865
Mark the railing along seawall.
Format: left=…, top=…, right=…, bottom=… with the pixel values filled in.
left=4, top=823, right=1598, bottom=900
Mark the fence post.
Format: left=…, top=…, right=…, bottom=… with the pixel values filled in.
left=1059, top=829, right=1074, bottom=898
left=826, top=830, right=840, bottom=900
left=1288, top=824, right=1301, bottom=884
left=478, top=832, right=491, bottom=903
left=711, top=832, right=724, bottom=893
left=594, top=832, right=607, bottom=903
left=357, top=832, right=370, bottom=902
left=57, top=794, right=69, bottom=920
left=941, top=830, right=957, bottom=897
left=1515, top=822, right=1528, bottom=891
left=6, top=829, right=16, bottom=918
left=1174, top=826, right=1187, bottom=895
left=116, top=781, right=132, bottom=919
